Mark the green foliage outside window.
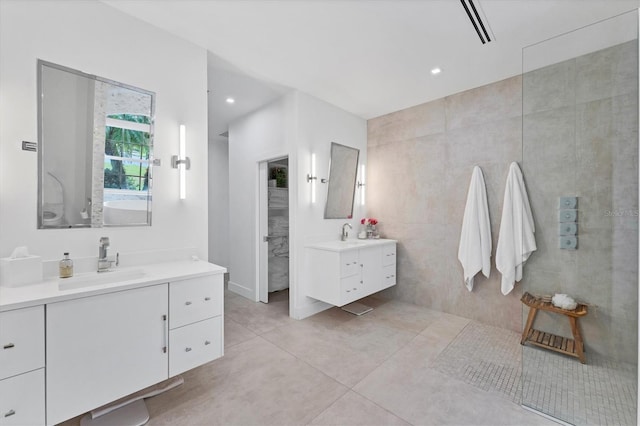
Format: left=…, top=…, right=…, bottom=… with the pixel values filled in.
left=104, top=114, right=151, bottom=191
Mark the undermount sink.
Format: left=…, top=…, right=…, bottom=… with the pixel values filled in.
left=58, top=269, right=146, bottom=291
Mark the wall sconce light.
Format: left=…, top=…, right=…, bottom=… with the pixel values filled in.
left=307, top=153, right=317, bottom=203
left=357, top=164, right=366, bottom=205
left=171, top=124, right=191, bottom=199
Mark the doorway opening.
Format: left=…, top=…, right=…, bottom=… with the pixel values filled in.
left=259, top=157, right=289, bottom=309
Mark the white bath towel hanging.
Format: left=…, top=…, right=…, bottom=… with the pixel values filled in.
left=457, top=166, right=492, bottom=291
left=496, top=162, right=537, bottom=295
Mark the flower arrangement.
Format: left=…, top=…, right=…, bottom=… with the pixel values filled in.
left=360, top=218, right=379, bottom=239
left=360, top=218, right=378, bottom=226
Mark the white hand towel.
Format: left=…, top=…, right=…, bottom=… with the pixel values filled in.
left=458, top=166, right=492, bottom=291
left=496, top=162, right=537, bottom=295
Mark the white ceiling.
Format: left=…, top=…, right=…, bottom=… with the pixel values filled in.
left=103, top=0, right=638, bottom=125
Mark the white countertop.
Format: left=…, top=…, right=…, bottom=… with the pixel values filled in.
left=0, top=259, right=226, bottom=312
left=305, top=238, right=397, bottom=252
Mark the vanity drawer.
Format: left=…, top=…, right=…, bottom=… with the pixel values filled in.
left=382, top=265, right=396, bottom=290
left=340, top=251, right=359, bottom=278
left=382, top=244, right=396, bottom=266
left=341, top=274, right=362, bottom=305
left=169, top=317, right=222, bottom=376
left=0, top=306, right=44, bottom=380
left=0, top=368, right=45, bottom=426
left=170, top=275, right=223, bottom=329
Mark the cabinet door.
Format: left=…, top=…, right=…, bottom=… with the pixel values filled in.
left=46, top=284, right=169, bottom=425
left=360, top=247, right=382, bottom=294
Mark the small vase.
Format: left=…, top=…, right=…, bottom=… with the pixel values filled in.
left=366, top=224, right=374, bottom=239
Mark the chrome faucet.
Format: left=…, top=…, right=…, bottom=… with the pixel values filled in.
left=98, top=237, right=112, bottom=272
left=341, top=223, right=352, bottom=241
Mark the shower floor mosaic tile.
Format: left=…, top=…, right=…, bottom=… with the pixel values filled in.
left=432, top=321, right=638, bottom=426
left=522, top=346, right=637, bottom=426
left=432, top=321, right=523, bottom=400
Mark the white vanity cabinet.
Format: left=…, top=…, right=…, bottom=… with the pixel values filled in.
left=0, top=306, right=45, bottom=426
left=169, top=275, right=224, bottom=376
left=306, top=240, right=397, bottom=307
left=46, top=284, right=169, bottom=425
left=0, top=260, right=225, bottom=426
left=381, top=243, right=397, bottom=290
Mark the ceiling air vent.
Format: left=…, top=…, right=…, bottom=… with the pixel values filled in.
left=460, top=0, right=492, bottom=44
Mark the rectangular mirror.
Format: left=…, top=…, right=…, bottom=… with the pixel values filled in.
left=38, top=60, right=155, bottom=228
left=324, top=142, right=359, bottom=219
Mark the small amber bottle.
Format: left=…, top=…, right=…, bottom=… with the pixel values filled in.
left=59, top=252, right=73, bottom=278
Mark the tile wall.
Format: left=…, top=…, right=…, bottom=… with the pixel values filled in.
left=368, top=40, right=638, bottom=363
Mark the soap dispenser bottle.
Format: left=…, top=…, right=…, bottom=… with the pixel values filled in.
left=59, top=252, right=73, bottom=278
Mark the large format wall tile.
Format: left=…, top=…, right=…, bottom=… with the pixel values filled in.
left=367, top=98, right=445, bottom=148
left=576, top=40, right=638, bottom=104
left=368, top=41, right=638, bottom=363
left=523, top=59, right=576, bottom=115
left=445, top=75, right=521, bottom=131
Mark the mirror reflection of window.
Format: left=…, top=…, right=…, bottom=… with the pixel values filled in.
left=104, top=114, right=151, bottom=194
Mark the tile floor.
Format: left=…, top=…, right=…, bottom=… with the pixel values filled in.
left=139, top=290, right=555, bottom=426
left=522, top=347, right=638, bottom=426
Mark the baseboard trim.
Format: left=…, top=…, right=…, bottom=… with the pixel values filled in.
left=228, top=280, right=255, bottom=300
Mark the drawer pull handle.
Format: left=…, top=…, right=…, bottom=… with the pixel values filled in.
left=346, top=289, right=351, bottom=293
left=3, top=343, right=15, bottom=349
left=204, top=340, right=211, bottom=345
left=162, top=315, right=168, bottom=354
left=4, top=410, right=15, bottom=418
left=204, top=297, right=211, bottom=301
left=185, top=301, right=192, bottom=306
left=185, top=347, right=192, bottom=352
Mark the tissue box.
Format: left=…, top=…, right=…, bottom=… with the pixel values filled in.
left=0, top=255, right=43, bottom=287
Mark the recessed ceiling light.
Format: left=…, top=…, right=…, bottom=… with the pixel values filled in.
left=226, top=97, right=235, bottom=104
left=431, top=68, right=442, bottom=75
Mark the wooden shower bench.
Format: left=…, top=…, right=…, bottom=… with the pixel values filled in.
left=520, top=292, right=588, bottom=364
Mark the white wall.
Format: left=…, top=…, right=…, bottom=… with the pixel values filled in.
left=0, top=1, right=209, bottom=264
left=228, top=92, right=295, bottom=299
left=228, top=91, right=366, bottom=318
left=208, top=138, right=230, bottom=268
left=293, top=92, right=367, bottom=318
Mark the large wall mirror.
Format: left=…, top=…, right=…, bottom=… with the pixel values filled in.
left=38, top=60, right=155, bottom=228
left=324, top=142, right=359, bottom=219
